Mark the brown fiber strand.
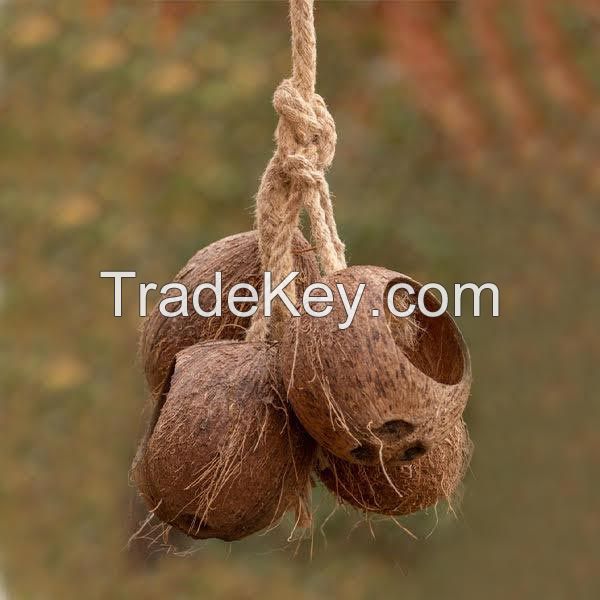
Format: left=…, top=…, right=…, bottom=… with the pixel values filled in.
left=247, top=0, right=346, bottom=343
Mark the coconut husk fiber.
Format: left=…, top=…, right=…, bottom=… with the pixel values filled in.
left=280, top=265, right=471, bottom=466
left=318, top=419, right=472, bottom=516
left=140, top=229, right=319, bottom=394
left=132, top=340, right=316, bottom=542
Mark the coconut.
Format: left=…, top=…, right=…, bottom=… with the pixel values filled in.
left=132, top=340, right=316, bottom=542
left=318, top=419, right=472, bottom=516
left=280, top=265, right=471, bottom=466
left=140, top=229, right=319, bottom=394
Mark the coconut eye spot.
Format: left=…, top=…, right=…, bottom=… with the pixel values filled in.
left=350, top=443, right=376, bottom=463
left=373, top=419, right=414, bottom=439
left=400, top=444, right=427, bottom=462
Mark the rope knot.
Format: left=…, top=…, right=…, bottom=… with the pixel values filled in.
left=273, top=78, right=336, bottom=171
left=247, top=0, right=346, bottom=343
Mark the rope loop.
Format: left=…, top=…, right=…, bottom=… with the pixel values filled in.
left=247, top=0, right=346, bottom=343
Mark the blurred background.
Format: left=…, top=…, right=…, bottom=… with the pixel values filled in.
left=1, top=1, right=599, bottom=598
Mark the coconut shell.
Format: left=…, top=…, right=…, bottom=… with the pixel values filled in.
left=280, top=266, right=471, bottom=466
left=140, top=230, right=319, bottom=394
left=318, top=419, right=472, bottom=516
left=132, top=340, right=316, bottom=542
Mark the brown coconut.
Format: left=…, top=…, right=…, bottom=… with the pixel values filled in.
left=318, top=419, right=472, bottom=516
left=132, top=340, right=316, bottom=542
left=140, top=229, right=319, bottom=394
left=280, top=266, right=471, bottom=466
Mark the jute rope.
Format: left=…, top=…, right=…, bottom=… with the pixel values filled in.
left=247, top=0, right=346, bottom=342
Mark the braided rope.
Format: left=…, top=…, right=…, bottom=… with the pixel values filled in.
left=247, top=0, right=346, bottom=342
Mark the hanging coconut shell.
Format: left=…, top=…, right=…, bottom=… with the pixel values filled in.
left=318, top=419, right=472, bottom=516
left=132, top=340, right=316, bottom=542
left=140, top=229, right=319, bottom=394
left=280, top=265, right=471, bottom=466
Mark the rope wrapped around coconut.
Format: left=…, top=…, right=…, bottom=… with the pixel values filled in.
left=131, top=0, right=340, bottom=542
left=264, top=8, right=473, bottom=483
left=263, top=3, right=474, bottom=515
left=132, top=0, right=474, bottom=541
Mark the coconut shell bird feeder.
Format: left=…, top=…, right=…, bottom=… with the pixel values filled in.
left=131, top=0, right=473, bottom=543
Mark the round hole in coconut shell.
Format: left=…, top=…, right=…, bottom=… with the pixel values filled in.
left=132, top=340, right=316, bottom=542
left=140, top=229, right=319, bottom=395
left=318, top=419, right=472, bottom=516
left=280, top=265, right=471, bottom=466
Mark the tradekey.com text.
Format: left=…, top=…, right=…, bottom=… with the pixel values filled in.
left=100, top=271, right=500, bottom=329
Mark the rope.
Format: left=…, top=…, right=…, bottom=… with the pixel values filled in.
left=247, top=0, right=346, bottom=343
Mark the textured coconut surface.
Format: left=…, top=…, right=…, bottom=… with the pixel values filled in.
left=318, top=420, right=473, bottom=516
left=134, top=340, right=315, bottom=541
left=281, top=266, right=471, bottom=465
left=140, top=229, right=319, bottom=394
